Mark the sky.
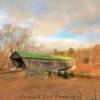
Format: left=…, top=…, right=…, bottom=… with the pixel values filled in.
left=0, top=0, right=100, bottom=50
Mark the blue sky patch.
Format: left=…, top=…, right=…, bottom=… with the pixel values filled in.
left=52, top=27, right=79, bottom=40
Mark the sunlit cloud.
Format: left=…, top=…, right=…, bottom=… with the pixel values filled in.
left=32, top=19, right=69, bottom=35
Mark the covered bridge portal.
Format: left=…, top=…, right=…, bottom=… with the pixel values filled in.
left=10, top=51, right=73, bottom=76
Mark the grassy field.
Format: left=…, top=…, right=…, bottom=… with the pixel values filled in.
left=0, top=71, right=100, bottom=100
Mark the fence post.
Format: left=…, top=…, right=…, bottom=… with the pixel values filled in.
left=79, top=91, right=82, bottom=100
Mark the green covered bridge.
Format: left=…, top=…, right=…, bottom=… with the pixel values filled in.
left=10, top=50, right=74, bottom=76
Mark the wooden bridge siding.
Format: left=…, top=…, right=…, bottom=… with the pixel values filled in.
left=23, top=59, right=68, bottom=76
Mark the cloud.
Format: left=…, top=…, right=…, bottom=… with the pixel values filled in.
left=0, top=0, right=100, bottom=47
left=0, top=0, right=99, bottom=32
left=32, top=19, right=68, bottom=35
left=36, top=35, right=89, bottom=51
left=43, top=0, right=100, bottom=34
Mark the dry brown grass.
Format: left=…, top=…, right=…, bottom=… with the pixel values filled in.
left=0, top=71, right=100, bottom=100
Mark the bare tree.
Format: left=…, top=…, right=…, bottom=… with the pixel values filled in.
left=0, top=25, right=36, bottom=70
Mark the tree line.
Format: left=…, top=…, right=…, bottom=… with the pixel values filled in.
left=53, top=44, right=100, bottom=64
